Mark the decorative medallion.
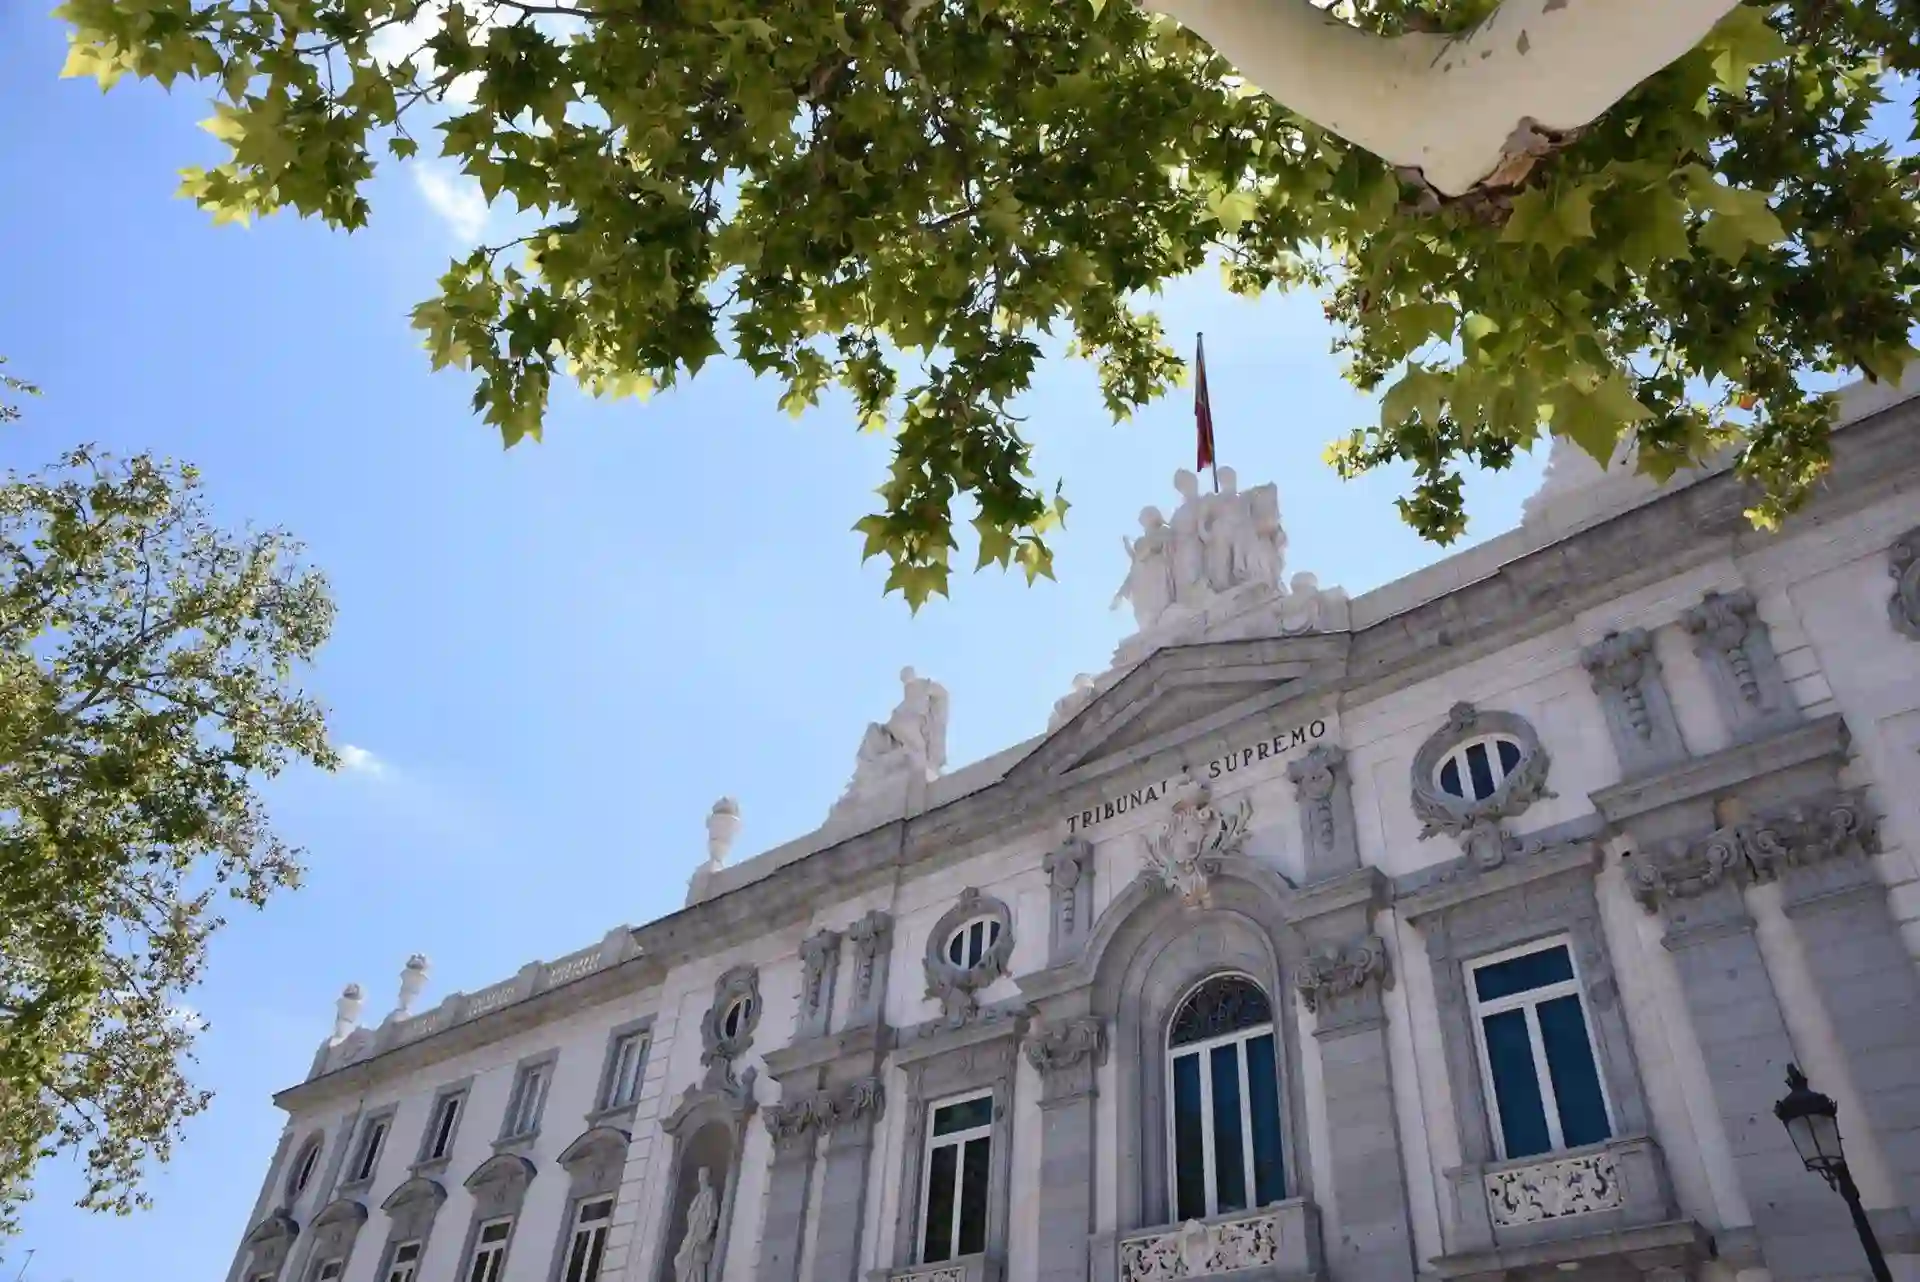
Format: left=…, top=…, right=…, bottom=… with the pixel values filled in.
left=1138, top=772, right=1254, bottom=907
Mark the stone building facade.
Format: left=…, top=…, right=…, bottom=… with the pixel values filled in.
left=230, top=377, right=1920, bottom=1282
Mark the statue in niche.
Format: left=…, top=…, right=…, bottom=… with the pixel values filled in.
left=674, top=1166, right=720, bottom=1282
left=827, top=667, right=949, bottom=824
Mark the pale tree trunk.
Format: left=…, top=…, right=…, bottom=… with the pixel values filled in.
left=1141, top=0, right=1743, bottom=196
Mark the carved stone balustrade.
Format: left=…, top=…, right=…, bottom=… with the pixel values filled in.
left=873, top=1255, right=1000, bottom=1282
left=1111, top=1201, right=1323, bottom=1282
left=1435, top=1136, right=1707, bottom=1282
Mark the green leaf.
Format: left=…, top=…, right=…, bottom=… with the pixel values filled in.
left=1549, top=369, right=1651, bottom=466
left=1381, top=365, right=1446, bottom=428
left=1703, top=4, right=1792, bottom=89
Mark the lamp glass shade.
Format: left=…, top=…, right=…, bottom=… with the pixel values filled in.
left=1775, top=1065, right=1846, bottom=1173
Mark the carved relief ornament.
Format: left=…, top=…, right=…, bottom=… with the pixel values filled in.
left=1410, top=702, right=1554, bottom=871
left=1682, top=590, right=1765, bottom=706
left=1626, top=791, right=1877, bottom=912
left=1137, top=771, right=1254, bottom=908
left=699, top=964, right=761, bottom=1089
left=1891, top=528, right=1920, bottom=641
left=761, top=1077, right=886, bottom=1149
left=1294, top=934, right=1392, bottom=1015
left=846, top=909, right=893, bottom=1010
left=1582, top=629, right=1657, bottom=740
left=798, top=929, right=841, bottom=1021
left=1022, top=1017, right=1107, bottom=1079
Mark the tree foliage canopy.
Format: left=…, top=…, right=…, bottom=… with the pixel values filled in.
left=0, top=443, right=334, bottom=1232
left=55, top=0, right=1920, bottom=604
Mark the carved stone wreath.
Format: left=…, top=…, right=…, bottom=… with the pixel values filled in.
left=1137, top=771, right=1254, bottom=908
left=1410, top=702, right=1553, bottom=871
left=700, top=964, right=762, bottom=1083
left=923, top=888, right=1015, bottom=1029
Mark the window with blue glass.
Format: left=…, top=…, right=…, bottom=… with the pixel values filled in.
left=1167, top=975, right=1285, bottom=1221
left=920, top=1092, right=993, bottom=1263
left=1467, top=939, right=1613, bottom=1160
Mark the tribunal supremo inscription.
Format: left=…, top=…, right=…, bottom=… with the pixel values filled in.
left=1064, top=719, right=1329, bottom=836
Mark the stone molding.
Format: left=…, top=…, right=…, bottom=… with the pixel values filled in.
left=1411, top=703, right=1555, bottom=870
left=1043, top=839, right=1095, bottom=963
left=1581, top=628, right=1688, bottom=779
left=1625, top=790, right=1877, bottom=913
left=1293, top=933, right=1390, bottom=1023
left=924, top=889, right=1015, bottom=1029
left=1287, top=743, right=1361, bottom=882
left=798, top=928, right=843, bottom=1042
left=1681, top=589, right=1800, bottom=741
left=1591, top=712, right=1849, bottom=830
left=1023, top=1015, right=1107, bottom=1108
left=1891, top=526, right=1920, bottom=640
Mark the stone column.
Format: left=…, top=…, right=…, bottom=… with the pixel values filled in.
left=811, top=1078, right=886, bottom=1282
left=755, top=1103, right=818, bottom=1282
left=1288, top=871, right=1416, bottom=1282
left=1025, top=1015, right=1107, bottom=1282
left=1628, top=833, right=1861, bottom=1282
left=1752, top=795, right=1920, bottom=1220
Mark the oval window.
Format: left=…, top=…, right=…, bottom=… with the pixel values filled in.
left=1435, top=734, right=1525, bottom=803
left=720, top=994, right=752, bottom=1040
left=944, top=916, right=1002, bottom=971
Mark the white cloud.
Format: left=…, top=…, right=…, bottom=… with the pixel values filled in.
left=338, top=743, right=389, bottom=777
left=412, top=162, right=489, bottom=243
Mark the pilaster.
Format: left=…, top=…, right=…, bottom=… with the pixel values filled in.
left=1025, top=1012, right=1107, bottom=1282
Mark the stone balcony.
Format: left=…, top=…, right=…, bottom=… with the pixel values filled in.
left=875, top=1254, right=1001, bottom=1282
left=1110, top=1200, right=1324, bottom=1282
left=1434, top=1136, right=1708, bottom=1282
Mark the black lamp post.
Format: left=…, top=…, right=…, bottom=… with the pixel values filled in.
left=1773, top=1063, right=1893, bottom=1282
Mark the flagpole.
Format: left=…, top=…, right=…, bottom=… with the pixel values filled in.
left=1197, top=331, right=1220, bottom=493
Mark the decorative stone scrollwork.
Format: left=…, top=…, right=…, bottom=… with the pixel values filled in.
left=1584, top=630, right=1657, bottom=740
left=1043, top=838, right=1095, bottom=962
left=923, top=889, right=1015, bottom=1029
left=1118, top=1211, right=1281, bottom=1282
left=1287, top=743, right=1360, bottom=880
left=1683, top=591, right=1764, bottom=706
left=1137, top=772, right=1254, bottom=908
left=761, top=1077, right=886, bottom=1149
left=846, top=909, right=893, bottom=1023
left=1626, top=791, right=1877, bottom=912
left=1410, top=703, right=1554, bottom=871
left=700, top=965, right=761, bottom=1089
left=1023, top=1017, right=1107, bottom=1078
left=1682, top=589, right=1799, bottom=738
left=1891, top=528, right=1920, bottom=641
left=1484, top=1150, right=1625, bottom=1227
left=797, top=929, right=841, bottom=1039
left=1582, top=627, right=1688, bottom=779
left=1294, top=934, right=1391, bottom=1015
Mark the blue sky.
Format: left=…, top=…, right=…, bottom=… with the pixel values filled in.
left=0, top=10, right=1547, bottom=1279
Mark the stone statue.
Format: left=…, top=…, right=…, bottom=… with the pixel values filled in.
left=1200, top=467, right=1284, bottom=594
left=395, top=955, right=429, bottom=1018
left=1168, top=469, right=1210, bottom=605
left=1048, top=673, right=1099, bottom=732
left=827, top=667, right=949, bottom=825
left=673, top=1166, right=720, bottom=1282
left=1111, top=507, right=1177, bottom=631
left=704, top=797, right=741, bottom=872
left=332, top=983, right=363, bottom=1043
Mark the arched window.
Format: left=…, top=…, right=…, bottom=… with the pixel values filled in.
left=287, top=1132, right=323, bottom=1199
left=1166, top=975, right=1284, bottom=1222
left=1435, top=734, right=1525, bottom=803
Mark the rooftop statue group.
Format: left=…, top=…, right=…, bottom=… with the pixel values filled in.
left=826, top=666, right=951, bottom=828
left=1112, top=466, right=1287, bottom=634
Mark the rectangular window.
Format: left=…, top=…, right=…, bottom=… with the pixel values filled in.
left=1468, top=939, right=1613, bottom=1160
left=468, top=1218, right=513, bottom=1282
left=602, top=1030, right=649, bottom=1111
left=561, top=1197, right=615, bottom=1282
left=1169, top=1028, right=1284, bottom=1220
left=503, top=1062, right=550, bottom=1138
left=920, top=1092, right=992, bottom=1264
left=422, top=1090, right=464, bottom=1162
left=386, top=1241, right=421, bottom=1282
left=351, top=1114, right=390, bottom=1183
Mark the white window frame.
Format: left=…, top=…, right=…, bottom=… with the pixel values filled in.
left=503, top=1063, right=550, bottom=1139
left=1163, top=974, right=1278, bottom=1220
left=422, top=1089, right=464, bottom=1162
left=1465, top=935, right=1616, bottom=1159
left=561, top=1196, right=616, bottom=1282
left=1434, top=732, right=1526, bottom=802
left=943, top=916, right=1002, bottom=971
left=919, top=1089, right=994, bottom=1264
left=351, top=1113, right=390, bottom=1183
left=603, top=1030, right=649, bottom=1111
left=468, top=1216, right=514, bottom=1282
left=385, top=1240, right=422, bottom=1282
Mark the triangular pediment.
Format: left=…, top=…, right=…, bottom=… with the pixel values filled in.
left=1013, top=633, right=1349, bottom=786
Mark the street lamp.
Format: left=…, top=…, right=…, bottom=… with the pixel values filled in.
left=1773, top=1064, right=1893, bottom=1282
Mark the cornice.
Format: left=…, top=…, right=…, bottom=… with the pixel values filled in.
left=1591, top=714, right=1849, bottom=826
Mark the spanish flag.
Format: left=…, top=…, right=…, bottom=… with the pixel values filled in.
left=1194, top=332, right=1217, bottom=475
